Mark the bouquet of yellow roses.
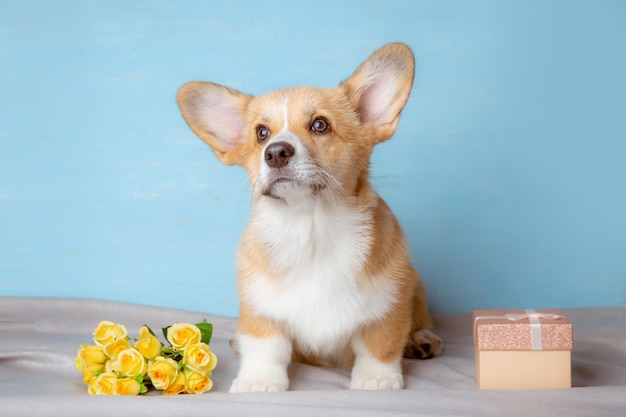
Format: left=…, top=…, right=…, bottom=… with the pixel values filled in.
left=75, top=320, right=217, bottom=395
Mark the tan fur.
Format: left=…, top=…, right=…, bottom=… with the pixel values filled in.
left=177, top=43, right=442, bottom=386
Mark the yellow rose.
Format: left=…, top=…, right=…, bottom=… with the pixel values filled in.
left=163, top=371, right=186, bottom=395
left=75, top=344, right=106, bottom=371
left=87, top=378, right=98, bottom=395
left=93, top=371, right=118, bottom=395
left=92, top=321, right=127, bottom=346
left=81, top=363, right=105, bottom=384
left=83, top=365, right=103, bottom=394
left=134, top=326, right=162, bottom=360
left=104, top=359, right=115, bottom=373
left=166, top=323, right=201, bottom=350
left=103, top=338, right=132, bottom=360
left=116, top=378, right=142, bottom=395
left=110, top=348, right=147, bottom=377
left=147, top=356, right=179, bottom=390
left=183, top=342, right=218, bottom=375
left=184, top=369, right=213, bottom=394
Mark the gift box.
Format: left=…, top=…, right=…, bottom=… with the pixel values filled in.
left=473, top=309, right=573, bottom=389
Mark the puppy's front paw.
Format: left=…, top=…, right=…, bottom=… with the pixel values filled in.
left=229, top=373, right=289, bottom=393
left=350, top=374, right=403, bottom=390
left=230, top=333, right=291, bottom=393
left=350, top=348, right=404, bottom=390
left=404, top=329, right=443, bottom=359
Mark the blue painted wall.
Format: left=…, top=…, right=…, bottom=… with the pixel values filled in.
left=1, top=1, right=625, bottom=317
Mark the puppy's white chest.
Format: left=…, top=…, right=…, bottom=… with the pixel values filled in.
left=245, top=199, right=397, bottom=354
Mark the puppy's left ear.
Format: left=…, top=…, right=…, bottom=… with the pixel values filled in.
left=340, top=43, right=415, bottom=143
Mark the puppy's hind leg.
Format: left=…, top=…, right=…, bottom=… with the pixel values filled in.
left=404, top=277, right=444, bottom=360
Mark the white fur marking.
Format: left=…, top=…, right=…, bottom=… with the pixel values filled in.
left=280, top=94, right=289, bottom=132
left=230, top=333, right=292, bottom=393
left=258, top=129, right=316, bottom=198
left=244, top=197, right=398, bottom=359
left=350, top=335, right=403, bottom=390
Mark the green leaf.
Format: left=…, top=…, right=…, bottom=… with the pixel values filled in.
left=196, top=320, right=213, bottom=345
left=143, top=325, right=157, bottom=338
left=162, top=326, right=171, bottom=345
left=160, top=346, right=182, bottom=362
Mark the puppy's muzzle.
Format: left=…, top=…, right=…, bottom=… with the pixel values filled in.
left=265, top=142, right=295, bottom=169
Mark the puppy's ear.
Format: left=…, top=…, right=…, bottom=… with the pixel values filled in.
left=340, top=43, right=415, bottom=142
left=177, top=82, right=250, bottom=165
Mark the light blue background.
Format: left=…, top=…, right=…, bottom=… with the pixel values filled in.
left=1, top=1, right=625, bottom=317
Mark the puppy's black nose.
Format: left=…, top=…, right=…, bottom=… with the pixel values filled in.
left=265, top=142, right=294, bottom=169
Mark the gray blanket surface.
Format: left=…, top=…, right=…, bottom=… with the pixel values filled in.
left=1, top=297, right=624, bottom=416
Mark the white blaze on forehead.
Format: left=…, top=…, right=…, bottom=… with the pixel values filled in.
left=280, top=94, right=289, bottom=133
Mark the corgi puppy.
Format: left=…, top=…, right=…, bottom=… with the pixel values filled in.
left=177, top=43, right=443, bottom=392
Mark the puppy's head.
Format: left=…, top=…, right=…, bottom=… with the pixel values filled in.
left=177, top=43, right=414, bottom=202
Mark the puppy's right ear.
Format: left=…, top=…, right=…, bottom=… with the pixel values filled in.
left=177, top=82, right=250, bottom=166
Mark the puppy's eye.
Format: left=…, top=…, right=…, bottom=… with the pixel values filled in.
left=311, top=117, right=330, bottom=134
left=256, top=125, right=270, bottom=143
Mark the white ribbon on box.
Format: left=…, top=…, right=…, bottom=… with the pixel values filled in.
left=474, top=309, right=562, bottom=350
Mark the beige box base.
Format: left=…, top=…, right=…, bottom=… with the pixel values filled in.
left=475, top=348, right=571, bottom=389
